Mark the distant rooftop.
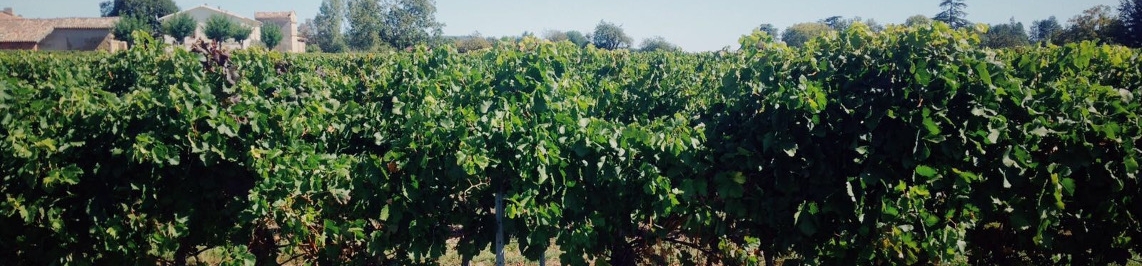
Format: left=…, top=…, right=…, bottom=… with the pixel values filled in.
left=255, top=11, right=294, bottom=20
left=0, top=17, right=119, bottom=43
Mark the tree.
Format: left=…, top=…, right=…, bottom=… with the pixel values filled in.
left=591, top=20, right=632, bottom=50
left=982, top=18, right=1030, bottom=48
left=299, top=19, right=316, bottom=42
left=934, top=0, right=971, bottom=29
left=204, top=15, right=235, bottom=43
left=230, top=24, right=253, bottom=45
left=1058, top=5, right=1125, bottom=45
left=1119, top=0, right=1142, bottom=47
left=906, top=15, right=933, bottom=26
left=822, top=16, right=846, bottom=31
left=161, top=13, right=196, bottom=44
left=297, top=19, right=322, bottom=52
left=347, top=0, right=385, bottom=51
left=638, top=36, right=680, bottom=52
left=781, top=22, right=832, bottom=47
left=100, top=0, right=179, bottom=31
left=379, top=0, right=445, bottom=49
left=757, top=23, right=779, bottom=37
left=1030, top=16, right=1063, bottom=44
left=262, top=24, right=284, bottom=49
left=864, top=18, right=886, bottom=32
left=314, top=0, right=349, bottom=52
left=565, top=30, right=590, bottom=47
left=113, top=15, right=149, bottom=45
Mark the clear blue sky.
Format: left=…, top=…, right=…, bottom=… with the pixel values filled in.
left=3, top=0, right=1122, bottom=51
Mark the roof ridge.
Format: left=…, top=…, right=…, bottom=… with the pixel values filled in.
left=17, top=17, right=120, bottom=20
left=158, top=5, right=261, bottom=26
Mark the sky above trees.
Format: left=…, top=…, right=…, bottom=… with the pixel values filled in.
left=8, top=0, right=1122, bottom=51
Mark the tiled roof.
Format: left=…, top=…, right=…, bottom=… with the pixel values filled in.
left=255, top=11, right=294, bottom=19
left=0, top=12, right=19, bottom=20
left=0, top=17, right=119, bottom=43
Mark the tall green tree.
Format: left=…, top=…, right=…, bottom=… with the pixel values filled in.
left=298, top=19, right=324, bottom=52
left=638, top=36, right=681, bottom=52
left=757, top=23, right=779, bottom=37
left=379, top=0, right=445, bottom=49
left=905, top=15, right=933, bottom=26
left=1030, top=16, right=1063, bottom=44
left=112, top=15, right=149, bottom=45
left=298, top=19, right=315, bottom=43
left=204, top=15, right=236, bottom=44
left=261, top=24, right=284, bottom=49
left=1058, top=5, right=1125, bottom=45
left=314, top=0, right=349, bottom=52
left=1120, top=0, right=1142, bottom=47
left=347, top=0, right=385, bottom=51
left=161, top=13, right=196, bottom=44
left=590, top=20, right=632, bottom=50
left=982, top=19, right=1030, bottom=48
left=934, top=0, right=971, bottom=29
left=781, top=22, right=832, bottom=47
left=100, top=0, right=179, bottom=31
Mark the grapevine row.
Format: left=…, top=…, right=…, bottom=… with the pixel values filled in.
left=1, top=23, right=1139, bottom=265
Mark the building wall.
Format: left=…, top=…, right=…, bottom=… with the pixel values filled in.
left=39, top=29, right=113, bottom=51
left=0, top=42, right=37, bottom=50
left=99, top=39, right=128, bottom=52
left=285, top=17, right=300, bottom=52
left=258, top=18, right=301, bottom=53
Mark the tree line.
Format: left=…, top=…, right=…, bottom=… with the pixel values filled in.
left=300, top=0, right=678, bottom=53
left=97, top=0, right=1142, bottom=53
left=300, top=0, right=443, bottom=52
left=774, top=0, right=1142, bottom=49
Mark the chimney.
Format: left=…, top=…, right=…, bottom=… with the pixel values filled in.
left=2, top=8, right=13, bottom=16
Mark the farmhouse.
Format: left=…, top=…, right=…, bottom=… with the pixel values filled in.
left=159, top=5, right=306, bottom=53
left=0, top=8, right=126, bottom=51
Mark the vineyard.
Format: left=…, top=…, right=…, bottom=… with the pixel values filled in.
left=1, top=23, right=1140, bottom=265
